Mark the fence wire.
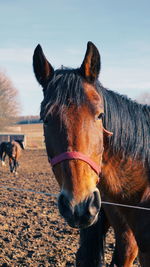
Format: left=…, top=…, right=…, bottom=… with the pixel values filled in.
left=0, top=185, right=150, bottom=211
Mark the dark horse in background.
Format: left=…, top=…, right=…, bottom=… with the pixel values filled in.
left=33, top=42, right=150, bottom=266
left=0, top=140, right=24, bottom=174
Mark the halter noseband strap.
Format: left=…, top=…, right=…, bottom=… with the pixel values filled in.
left=49, top=151, right=101, bottom=177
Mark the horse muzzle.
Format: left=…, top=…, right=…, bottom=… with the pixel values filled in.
left=58, top=188, right=101, bottom=229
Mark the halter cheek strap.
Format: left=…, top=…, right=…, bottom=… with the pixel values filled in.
left=48, top=151, right=101, bottom=177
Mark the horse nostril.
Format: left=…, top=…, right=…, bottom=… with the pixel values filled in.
left=88, top=190, right=101, bottom=217
left=58, top=193, right=73, bottom=218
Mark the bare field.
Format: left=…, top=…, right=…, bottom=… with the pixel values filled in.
left=0, top=150, right=140, bottom=266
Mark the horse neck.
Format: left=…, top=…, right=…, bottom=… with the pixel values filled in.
left=101, top=87, right=150, bottom=165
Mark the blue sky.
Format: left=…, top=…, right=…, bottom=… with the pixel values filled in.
left=0, top=0, right=150, bottom=115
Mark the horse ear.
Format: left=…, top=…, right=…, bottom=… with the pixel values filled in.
left=80, top=41, right=101, bottom=83
left=33, top=44, right=54, bottom=89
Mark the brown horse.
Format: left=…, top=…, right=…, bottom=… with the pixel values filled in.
left=0, top=140, right=24, bottom=174
left=33, top=42, right=149, bottom=266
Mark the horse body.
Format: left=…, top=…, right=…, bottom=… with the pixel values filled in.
left=98, top=80, right=150, bottom=266
left=0, top=140, right=24, bottom=174
left=100, top=89, right=150, bottom=257
left=33, top=41, right=150, bottom=266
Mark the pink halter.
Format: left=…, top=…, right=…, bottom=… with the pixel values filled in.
left=48, top=151, right=101, bottom=177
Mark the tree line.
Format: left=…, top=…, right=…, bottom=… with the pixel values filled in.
left=0, top=71, right=19, bottom=130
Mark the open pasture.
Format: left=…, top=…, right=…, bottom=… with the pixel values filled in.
left=0, top=150, right=140, bottom=266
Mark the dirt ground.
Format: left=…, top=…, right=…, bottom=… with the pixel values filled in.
left=0, top=150, right=140, bottom=267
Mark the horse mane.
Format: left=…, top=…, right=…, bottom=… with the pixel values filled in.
left=40, top=67, right=150, bottom=165
left=40, top=68, right=85, bottom=119
left=97, top=82, right=150, bottom=165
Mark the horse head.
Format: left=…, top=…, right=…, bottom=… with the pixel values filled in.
left=33, top=42, right=111, bottom=229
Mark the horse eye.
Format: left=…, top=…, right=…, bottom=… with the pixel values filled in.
left=98, top=113, right=104, bottom=120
